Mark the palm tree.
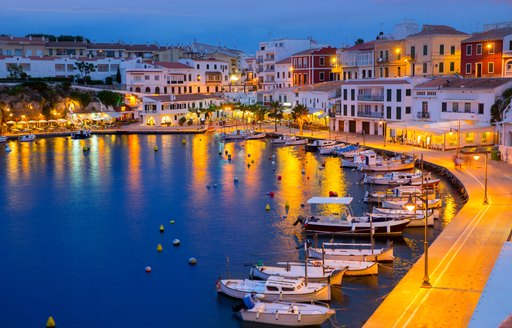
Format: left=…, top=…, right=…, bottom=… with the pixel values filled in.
left=188, top=106, right=202, bottom=129
left=268, top=101, right=283, bottom=132
left=204, top=104, right=218, bottom=124
left=249, top=104, right=266, bottom=131
left=291, top=104, right=310, bottom=135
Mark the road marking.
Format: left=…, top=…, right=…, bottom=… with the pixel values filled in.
left=396, top=203, right=490, bottom=327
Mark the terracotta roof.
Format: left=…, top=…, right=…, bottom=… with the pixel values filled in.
left=462, top=27, right=512, bottom=43
left=416, top=77, right=512, bottom=90
left=154, top=61, right=193, bottom=69
left=342, top=40, right=377, bottom=52
left=0, top=36, right=46, bottom=45
left=342, top=79, right=411, bottom=85
left=124, top=44, right=167, bottom=51
left=408, top=25, right=468, bottom=37
left=276, top=57, right=291, bottom=65
left=46, top=41, right=88, bottom=48
left=291, top=47, right=337, bottom=57
left=87, top=43, right=127, bottom=50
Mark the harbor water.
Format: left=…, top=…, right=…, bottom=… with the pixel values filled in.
left=0, top=134, right=462, bottom=327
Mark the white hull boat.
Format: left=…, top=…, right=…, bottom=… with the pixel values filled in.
left=276, top=260, right=378, bottom=277
left=363, top=172, right=422, bottom=186
left=369, top=210, right=435, bottom=227
left=249, top=264, right=347, bottom=285
left=381, top=198, right=442, bottom=209
left=305, top=139, right=337, bottom=152
left=221, top=129, right=252, bottom=141
left=0, top=136, right=7, bottom=143
left=271, top=135, right=295, bottom=144
left=285, top=138, right=308, bottom=146
left=216, top=276, right=331, bottom=302
left=239, top=295, right=335, bottom=327
left=308, top=242, right=394, bottom=262
left=373, top=207, right=440, bottom=220
left=245, top=132, right=266, bottom=140
left=319, top=144, right=341, bottom=155
left=18, top=134, right=36, bottom=142
left=360, top=160, right=415, bottom=172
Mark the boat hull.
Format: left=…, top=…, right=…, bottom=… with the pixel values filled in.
left=308, top=247, right=394, bottom=262
left=303, top=218, right=410, bottom=237
left=240, top=304, right=335, bottom=326
left=360, top=162, right=415, bottom=172
left=249, top=265, right=345, bottom=286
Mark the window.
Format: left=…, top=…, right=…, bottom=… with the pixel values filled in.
left=406, top=106, right=411, bottom=114
left=397, top=67, right=401, bottom=77
left=396, top=107, right=402, bottom=120
left=439, top=62, right=444, bottom=73
left=488, top=62, right=494, bottom=73
left=423, top=45, right=428, bottom=56
left=411, top=46, right=416, bottom=59
left=368, top=70, right=372, bottom=78
left=214, top=64, right=217, bottom=69
left=196, top=64, right=199, bottom=69
left=206, top=64, right=210, bottom=69
left=464, top=103, right=471, bottom=113
left=396, top=89, right=402, bottom=102
left=450, top=62, right=455, bottom=72
left=451, top=46, right=455, bottom=55
left=422, top=63, right=427, bottom=74
left=343, top=104, right=347, bottom=116
left=476, top=44, right=482, bottom=55
left=319, top=72, right=325, bottom=81
left=405, top=89, right=411, bottom=96
left=145, top=75, right=150, bottom=80
left=384, top=67, right=389, bottom=77
left=466, top=63, right=471, bottom=74
left=478, top=103, right=484, bottom=114
left=277, top=72, right=280, bottom=78
left=386, top=106, right=392, bottom=119
left=466, top=44, right=472, bottom=56
left=350, top=105, right=355, bottom=116
left=442, top=102, right=447, bottom=112
left=452, top=102, right=459, bottom=112
left=439, top=44, right=445, bottom=55
left=319, top=57, right=325, bottom=66
left=351, top=89, right=355, bottom=101
left=343, top=89, right=347, bottom=100
left=386, top=89, right=392, bottom=101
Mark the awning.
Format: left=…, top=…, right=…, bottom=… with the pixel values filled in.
left=105, top=112, right=123, bottom=119
left=317, top=113, right=329, bottom=119
left=388, top=120, right=493, bottom=134
left=307, top=197, right=353, bottom=205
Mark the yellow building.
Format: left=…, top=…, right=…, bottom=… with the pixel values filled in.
left=404, top=25, right=469, bottom=77
left=374, top=39, right=406, bottom=78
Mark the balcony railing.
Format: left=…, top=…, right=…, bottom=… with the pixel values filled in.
left=417, top=112, right=430, bottom=119
left=265, top=56, right=275, bottom=61
left=357, top=111, right=384, bottom=118
left=265, top=68, right=275, bottom=72
left=256, top=58, right=263, bottom=63
left=357, top=94, right=384, bottom=101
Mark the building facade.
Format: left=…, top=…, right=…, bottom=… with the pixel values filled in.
left=290, top=47, right=337, bottom=86
left=339, top=41, right=376, bottom=80
left=374, top=39, right=406, bottom=78
left=275, top=57, right=292, bottom=89
left=461, top=27, right=512, bottom=78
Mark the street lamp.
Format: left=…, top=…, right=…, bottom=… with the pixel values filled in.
left=473, top=153, right=489, bottom=205
left=405, top=153, right=432, bottom=288
left=379, top=119, right=386, bottom=147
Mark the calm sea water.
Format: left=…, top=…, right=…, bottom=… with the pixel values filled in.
left=0, top=134, right=461, bottom=327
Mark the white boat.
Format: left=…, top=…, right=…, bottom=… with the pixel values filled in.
left=238, top=294, right=335, bottom=326
left=0, top=136, right=7, bottom=143
left=371, top=207, right=436, bottom=226
left=216, top=276, right=331, bottom=302
left=308, top=242, right=394, bottom=262
left=305, top=139, right=337, bottom=152
left=221, top=129, right=252, bottom=141
left=363, top=172, right=421, bottom=185
left=18, top=134, right=36, bottom=142
left=245, top=132, right=266, bottom=140
left=409, top=174, right=441, bottom=187
left=285, top=138, right=308, bottom=146
left=276, top=259, right=378, bottom=277
left=359, top=159, right=416, bottom=172
left=341, top=150, right=377, bottom=168
left=271, top=134, right=296, bottom=144
left=319, top=144, right=342, bottom=155
left=381, top=197, right=442, bottom=209
left=249, top=263, right=347, bottom=285
left=296, top=197, right=411, bottom=237
left=363, top=186, right=425, bottom=202
left=71, top=129, right=91, bottom=139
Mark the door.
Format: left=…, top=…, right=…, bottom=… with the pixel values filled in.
left=338, top=121, right=345, bottom=132
left=476, top=63, right=482, bottom=78
left=349, top=120, right=356, bottom=133
left=362, top=121, right=370, bottom=135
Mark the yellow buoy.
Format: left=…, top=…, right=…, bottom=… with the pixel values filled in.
left=46, top=316, right=56, bottom=328
left=159, top=225, right=165, bottom=232
left=265, top=204, right=270, bottom=211
left=154, top=146, right=158, bottom=151
left=285, top=201, right=290, bottom=208
left=157, top=244, right=163, bottom=252
left=182, top=139, right=186, bottom=144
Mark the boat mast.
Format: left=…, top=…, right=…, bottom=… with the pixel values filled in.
left=304, top=242, right=309, bottom=286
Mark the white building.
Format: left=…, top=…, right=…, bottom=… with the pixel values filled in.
left=499, top=101, right=512, bottom=164
left=178, top=58, right=230, bottom=93
left=334, top=78, right=424, bottom=136
left=256, top=39, right=322, bottom=91
left=339, top=41, right=376, bottom=80
left=140, top=93, right=222, bottom=126
left=275, top=57, right=292, bottom=89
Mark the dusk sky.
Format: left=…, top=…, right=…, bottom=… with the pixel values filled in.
left=1, top=0, right=511, bottom=53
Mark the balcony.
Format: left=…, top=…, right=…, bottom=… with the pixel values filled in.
left=376, top=57, right=389, bottom=64
left=357, top=94, right=384, bottom=101
left=357, top=111, right=384, bottom=118
left=265, top=68, right=275, bottom=72
left=417, top=112, right=430, bottom=119
left=256, top=58, right=263, bottom=64
left=265, top=56, right=275, bottom=62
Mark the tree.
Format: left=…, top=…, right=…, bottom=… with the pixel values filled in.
left=116, top=67, right=122, bottom=84
left=204, top=104, right=218, bottom=122
left=249, top=104, right=266, bottom=131
left=268, top=101, right=284, bottom=132
left=7, top=64, right=27, bottom=80
left=97, top=90, right=122, bottom=108
left=74, top=62, right=96, bottom=85
left=355, top=38, right=365, bottom=45
left=188, top=106, right=202, bottom=129
left=291, top=104, right=310, bottom=135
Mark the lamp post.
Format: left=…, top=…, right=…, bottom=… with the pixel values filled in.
left=379, top=119, right=386, bottom=147
left=405, top=153, right=432, bottom=288
left=473, top=153, right=489, bottom=205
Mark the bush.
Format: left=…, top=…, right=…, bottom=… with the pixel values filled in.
left=105, top=77, right=113, bottom=85
left=178, top=117, right=187, bottom=126
left=187, top=119, right=193, bottom=126
left=503, top=88, right=512, bottom=99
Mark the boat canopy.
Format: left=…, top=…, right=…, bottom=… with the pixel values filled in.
left=307, top=197, right=353, bottom=205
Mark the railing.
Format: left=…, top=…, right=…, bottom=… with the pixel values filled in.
left=357, top=111, right=384, bottom=118
left=256, top=59, right=263, bottom=63
left=265, top=68, right=275, bottom=72
left=264, top=56, right=275, bottom=62
left=417, top=112, right=430, bottom=119
left=357, top=95, right=384, bottom=101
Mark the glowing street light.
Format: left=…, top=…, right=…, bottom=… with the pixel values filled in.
left=473, top=153, right=489, bottom=205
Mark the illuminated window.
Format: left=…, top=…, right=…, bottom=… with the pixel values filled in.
left=450, top=62, right=455, bottom=71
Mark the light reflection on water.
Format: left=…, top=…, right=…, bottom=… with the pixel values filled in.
left=0, top=134, right=464, bottom=328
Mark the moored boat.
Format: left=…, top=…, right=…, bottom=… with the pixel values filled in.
left=285, top=138, right=308, bottom=146
left=249, top=263, right=347, bottom=285
left=308, top=242, right=394, bottom=262
left=0, top=136, right=7, bottom=143
left=18, top=134, right=36, bottom=142
left=221, top=129, right=252, bottom=141
left=238, top=294, right=335, bottom=326
left=305, top=139, right=337, bottom=152
left=271, top=134, right=295, bottom=144
left=363, top=172, right=421, bottom=185
left=216, top=275, right=331, bottom=302
left=71, top=129, right=91, bottom=139
left=245, top=132, right=266, bottom=140
left=381, top=197, right=442, bottom=209
left=276, top=259, right=378, bottom=277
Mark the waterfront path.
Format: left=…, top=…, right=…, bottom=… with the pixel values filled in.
left=277, top=127, right=512, bottom=327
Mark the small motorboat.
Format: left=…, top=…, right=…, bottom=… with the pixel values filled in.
left=363, top=172, right=421, bottom=186
left=275, top=259, right=378, bottom=277
left=0, top=136, right=7, bottom=143
left=237, top=294, right=335, bottom=326
left=271, top=134, right=296, bottom=144
left=381, top=197, right=442, bottom=209
left=285, top=138, right=308, bottom=146
left=216, top=275, right=331, bottom=302
left=305, top=139, right=337, bottom=152
left=249, top=263, right=347, bottom=285
left=245, top=132, right=266, bottom=140
left=71, top=130, right=91, bottom=139
left=221, top=129, right=252, bottom=141
left=308, top=242, right=394, bottom=263
left=18, top=134, right=36, bottom=142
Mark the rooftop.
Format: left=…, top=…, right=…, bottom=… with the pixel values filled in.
left=462, top=27, right=512, bottom=43
left=416, top=77, right=512, bottom=90
left=408, top=24, right=468, bottom=37
left=342, top=78, right=411, bottom=85
left=154, top=61, right=193, bottom=69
